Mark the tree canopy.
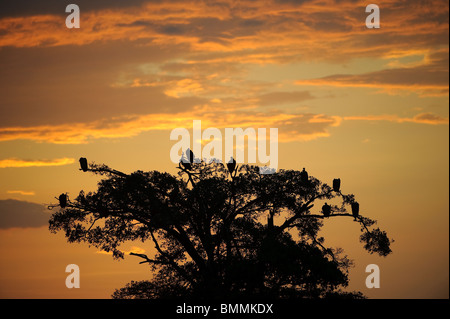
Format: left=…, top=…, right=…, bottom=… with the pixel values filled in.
left=49, top=158, right=393, bottom=299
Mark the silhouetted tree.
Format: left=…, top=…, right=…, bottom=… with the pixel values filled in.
left=49, top=159, right=393, bottom=299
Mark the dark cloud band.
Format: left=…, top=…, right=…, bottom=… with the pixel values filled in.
left=0, top=199, right=50, bottom=229
left=0, top=0, right=152, bottom=18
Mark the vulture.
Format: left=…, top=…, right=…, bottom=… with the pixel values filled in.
left=186, top=148, right=195, bottom=164
left=300, top=168, right=309, bottom=183
left=180, top=149, right=195, bottom=171
left=79, top=157, right=88, bottom=172
left=59, top=193, right=67, bottom=208
left=226, top=157, right=236, bottom=175
left=351, top=202, right=360, bottom=219
left=322, top=203, right=331, bottom=217
left=333, top=178, right=341, bottom=192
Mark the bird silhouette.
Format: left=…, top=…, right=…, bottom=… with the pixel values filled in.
left=226, top=157, right=236, bottom=176
left=322, top=203, right=331, bottom=217
left=300, top=168, right=309, bottom=183
left=180, top=149, right=195, bottom=171
left=186, top=148, right=195, bottom=164
left=351, top=202, right=359, bottom=220
left=79, top=157, right=88, bottom=172
left=333, top=178, right=341, bottom=192
left=59, top=193, right=67, bottom=208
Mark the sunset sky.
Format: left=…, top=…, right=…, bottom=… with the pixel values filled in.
left=0, top=0, right=448, bottom=299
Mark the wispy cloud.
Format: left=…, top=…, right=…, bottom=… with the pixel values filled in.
left=1, top=0, right=447, bottom=64
left=0, top=0, right=447, bottom=146
left=411, top=113, right=450, bottom=125
left=0, top=109, right=446, bottom=146
left=0, top=157, right=75, bottom=168
left=0, top=0, right=447, bottom=133
left=296, top=50, right=449, bottom=96
left=0, top=109, right=342, bottom=144
left=6, top=190, right=35, bottom=196
left=0, top=199, right=49, bottom=229
left=344, top=113, right=449, bottom=125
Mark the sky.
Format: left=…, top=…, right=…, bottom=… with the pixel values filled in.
left=0, top=0, right=448, bottom=299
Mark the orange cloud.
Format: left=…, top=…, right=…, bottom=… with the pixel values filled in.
left=296, top=50, right=449, bottom=96
left=164, top=78, right=204, bottom=98
left=0, top=107, right=446, bottom=146
left=6, top=190, right=36, bottom=196
left=411, top=113, right=450, bottom=125
left=344, top=113, right=449, bottom=125
left=0, top=109, right=340, bottom=144
left=0, top=157, right=75, bottom=168
left=0, top=0, right=447, bottom=64
left=0, top=0, right=447, bottom=145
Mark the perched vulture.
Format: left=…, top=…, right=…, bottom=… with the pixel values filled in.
left=300, top=168, right=309, bottom=183
left=226, top=157, right=236, bottom=175
left=351, top=202, right=360, bottom=219
left=79, top=157, right=88, bottom=172
left=59, top=193, right=67, bottom=208
left=333, top=178, right=341, bottom=192
left=186, top=148, right=195, bottom=164
left=322, top=203, right=331, bottom=217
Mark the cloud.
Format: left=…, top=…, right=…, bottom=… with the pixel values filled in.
left=6, top=190, right=35, bottom=196
left=0, top=42, right=200, bottom=128
left=0, top=199, right=50, bottom=229
left=0, top=158, right=75, bottom=168
left=275, top=113, right=342, bottom=142
left=256, top=91, right=315, bottom=106
left=411, top=113, right=450, bottom=125
left=0, top=0, right=151, bottom=18
left=0, top=0, right=447, bottom=128
left=296, top=50, right=449, bottom=96
left=164, top=78, right=205, bottom=98
left=0, top=107, right=445, bottom=146
left=344, top=113, right=449, bottom=125
left=0, top=0, right=447, bottom=63
left=0, top=109, right=341, bottom=144
left=0, top=0, right=447, bottom=146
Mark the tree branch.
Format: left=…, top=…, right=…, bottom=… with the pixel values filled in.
left=89, top=167, right=128, bottom=178
left=129, top=252, right=166, bottom=265
left=148, top=230, right=196, bottom=286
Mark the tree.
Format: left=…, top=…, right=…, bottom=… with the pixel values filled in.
left=48, top=158, right=393, bottom=299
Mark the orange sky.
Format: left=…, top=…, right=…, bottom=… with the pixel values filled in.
left=0, top=0, right=448, bottom=299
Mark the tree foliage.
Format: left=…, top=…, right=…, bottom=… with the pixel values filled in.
left=49, top=159, right=393, bottom=299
